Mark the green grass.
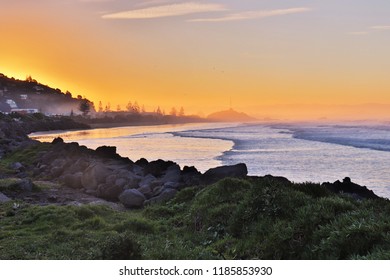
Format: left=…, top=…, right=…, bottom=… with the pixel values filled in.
left=0, top=143, right=51, bottom=175
left=1, top=177, right=390, bottom=259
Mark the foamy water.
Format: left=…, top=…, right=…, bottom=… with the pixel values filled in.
left=31, top=121, right=390, bottom=198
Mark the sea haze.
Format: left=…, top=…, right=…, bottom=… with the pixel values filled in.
left=31, top=122, right=390, bottom=198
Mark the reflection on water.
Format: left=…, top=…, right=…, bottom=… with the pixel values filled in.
left=30, top=123, right=236, bottom=172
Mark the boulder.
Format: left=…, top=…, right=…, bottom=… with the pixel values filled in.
left=119, top=189, right=146, bottom=208
left=135, top=158, right=148, bottom=168
left=95, top=146, right=118, bottom=159
left=144, top=189, right=178, bottom=206
left=81, top=162, right=112, bottom=190
left=181, top=166, right=202, bottom=186
left=160, top=164, right=181, bottom=184
left=202, top=163, right=248, bottom=184
left=144, top=159, right=176, bottom=177
left=163, top=182, right=181, bottom=190
left=66, top=158, right=90, bottom=174
left=0, top=192, right=11, bottom=203
left=322, top=177, right=379, bottom=199
left=11, top=178, right=33, bottom=192
left=9, top=162, right=24, bottom=171
left=50, top=166, right=64, bottom=178
left=62, top=172, right=83, bottom=189
left=98, top=184, right=123, bottom=201
left=137, top=185, right=153, bottom=198
left=52, top=137, right=64, bottom=145
left=114, top=178, right=128, bottom=189
left=138, top=174, right=157, bottom=189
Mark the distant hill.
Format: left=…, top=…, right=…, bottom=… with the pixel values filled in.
left=0, top=73, right=94, bottom=115
left=207, top=108, right=256, bottom=122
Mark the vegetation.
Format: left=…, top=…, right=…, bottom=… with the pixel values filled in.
left=1, top=177, right=390, bottom=260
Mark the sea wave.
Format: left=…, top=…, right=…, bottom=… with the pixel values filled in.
left=271, top=124, right=390, bottom=152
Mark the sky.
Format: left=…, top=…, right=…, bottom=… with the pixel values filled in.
left=1, top=0, right=390, bottom=119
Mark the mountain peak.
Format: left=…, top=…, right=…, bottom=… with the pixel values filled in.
left=207, top=108, right=256, bottom=122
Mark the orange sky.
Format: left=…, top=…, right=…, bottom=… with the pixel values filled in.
left=1, top=0, right=390, bottom=120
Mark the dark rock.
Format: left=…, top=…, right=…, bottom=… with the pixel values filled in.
left=114, top=178, right=128, bottom=189
left=144, top=159, right=176, bottom=177
left=95, top=146, right=118, bottom=159
left=182, top=166, right=199, bottom=174
left=0, top=192, right=11, bottom=203
left=138, top=174, right=157, bottom=189
left=160, top=164, right=181, bottom=184
left=52, top=137, right=64, bottom=145
left=262, top=174, right=291, bottom=185
left=163, top=182, right=181, bottom=189
left=119, top=189, right=146, bottom=208
left=98, top=184, right=123, bottom=201
left=11, top=178, right=33, bottom=192
left=202, top=163, right=248, bottom=184
left=81, top=162, right=112, bottom=190
left=50, top=166, right=64, bottom=178
left=322, top=177, right=379, bottom=199
left=137, top=185, right=153, bottom=198
left=62, top=172, right=83, bottom=189
left=144, top=189, right=178, bottom=206
left=9, top=162, right=24, bottom=171
left=135, top=158, right=148, bottom=168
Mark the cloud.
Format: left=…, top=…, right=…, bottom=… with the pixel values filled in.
left=189, top=7, right=311, bottom=22
left=371, top=25, right=390, bottom=30
left=102, top=2, right=226, bottom=19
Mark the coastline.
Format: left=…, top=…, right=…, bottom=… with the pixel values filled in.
left=1, top=115, right=390, bottom=260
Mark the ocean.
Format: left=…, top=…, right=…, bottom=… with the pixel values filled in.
left=30, top=121, right=390, bottom=198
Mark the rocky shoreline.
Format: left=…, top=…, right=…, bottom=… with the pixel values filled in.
left=0, top=114, right=381, bottom=209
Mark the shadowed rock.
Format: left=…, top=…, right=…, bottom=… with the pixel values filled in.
left=202, top=163, right=248, bottom=185
left=322, top=177, right=379, bottom=199
left=0, top=192, right=11, bottom=203
left=119, top=189, right=146, bottom=208
left=144, top=159, right=176, bottom=177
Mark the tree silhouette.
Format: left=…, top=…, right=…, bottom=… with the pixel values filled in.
left=79, top=99, right=90, bottom=116
left=170, top=107, right=177, bottom=116
left=98, top=101, right=103, bottom=113
left=126, top=101, right=133, bottom=112
left=178, top=106, right=185, bottom=117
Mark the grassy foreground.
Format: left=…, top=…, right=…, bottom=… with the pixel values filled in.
left=1, top=177, right=390, bottom=260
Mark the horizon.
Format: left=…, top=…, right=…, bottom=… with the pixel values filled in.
left=2, top=1, right=390, bottom=120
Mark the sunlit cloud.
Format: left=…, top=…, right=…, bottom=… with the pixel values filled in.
left=189, top=7, right=311, bottom=22
left=371, top=25, right=390, bottom=30
left=102, top=2, right=226, bottom=19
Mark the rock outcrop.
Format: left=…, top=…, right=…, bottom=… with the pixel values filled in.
left=322, top=177, right=379, bottom=199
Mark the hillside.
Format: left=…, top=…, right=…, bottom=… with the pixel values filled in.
left=0, top=74, right=94, bottom=115
left=207, top=108, right=256, bottom=122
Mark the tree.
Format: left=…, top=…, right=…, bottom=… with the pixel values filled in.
left=141, top=105, right=146, bottom=114
left=98, top=101, right=103, bottom=113
left=178, top=106, right=185, bottom=117
left=133, top=101, right=140, bottom=114
left=116, top=105, right=121, bottom=112
left=170, top=107, right=177, bottom=116
left=156, top=106, right=162, bottom=115
left=105, top=102, right=111, bottom=112
left=79, top=100, right=91, bottom=116
left=126, top=101, right=133, bottom=112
